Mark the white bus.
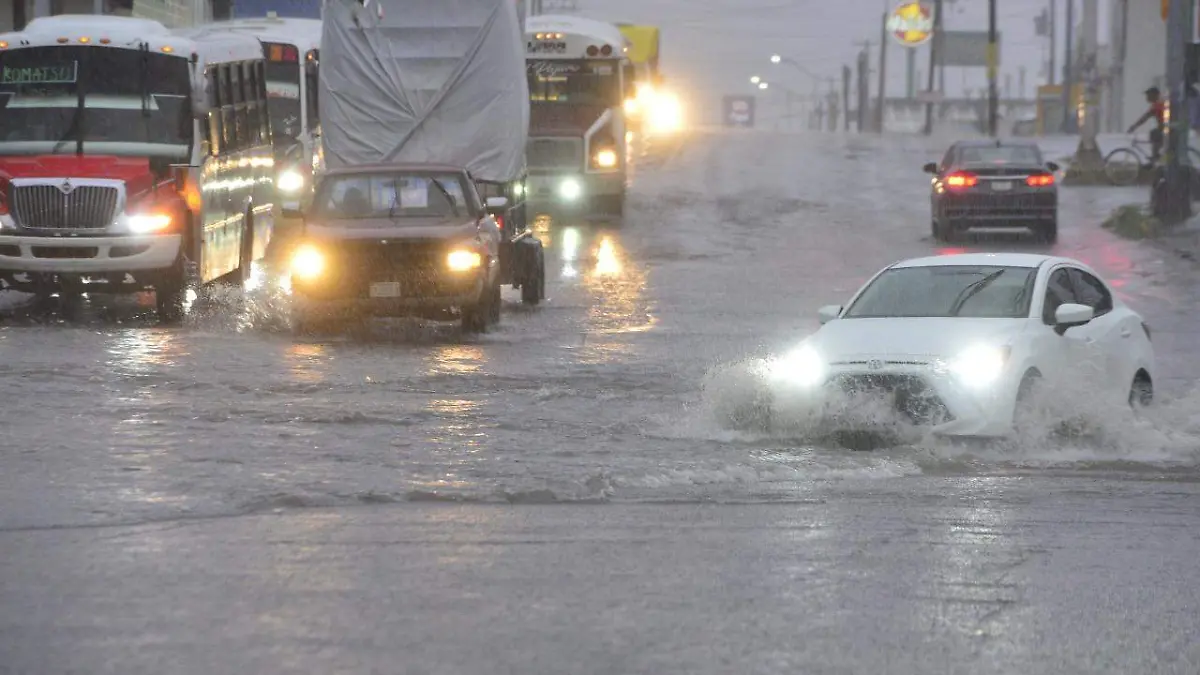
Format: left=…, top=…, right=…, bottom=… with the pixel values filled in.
left=0, top=14, right=276, bottom=319
left=178, top=16, right=321, bottom=211
left=524, top=14, right=629, bottom=217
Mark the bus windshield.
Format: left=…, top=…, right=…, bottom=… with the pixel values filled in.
left=527, top=59, right=621, bottom=107
left=263, top=41, right=303, bottom=144
left=0, top=46, right=192, bottom=158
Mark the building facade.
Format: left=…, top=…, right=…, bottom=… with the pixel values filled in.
left=5, top=0, right=215, bottom=32
left=1107, top=0, right=1167, bottom=132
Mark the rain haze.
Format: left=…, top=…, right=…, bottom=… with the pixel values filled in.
left=2, top=0, right=1200, bottom=673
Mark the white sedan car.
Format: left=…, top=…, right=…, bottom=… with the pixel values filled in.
left=762, top=253, right=1155, bottom=438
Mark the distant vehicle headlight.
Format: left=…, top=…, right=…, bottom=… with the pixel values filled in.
left=126, top=213, right=172, bottom=234
left=594, top=149, right=617, bottom=168
left=949, top=344, right=1010, bottom=387
left=291, top=244, right=325, bottom=280
left=769, top=345, right=825, bottom=387
left=559, top=178, right=582, bottom=200
left=277, top=169, right=304, bottom=193
left=447, top=249, right=482, bottom=272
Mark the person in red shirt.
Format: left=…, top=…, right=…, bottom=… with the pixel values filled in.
left=1128, top=86, right=1167, bottom=167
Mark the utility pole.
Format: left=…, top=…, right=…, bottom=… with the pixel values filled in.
left=922, top=0, right=944, bottom=135
left=1048, top=0, right=1056, bottom=85
left=876, top=11, right=888, bottom=133
left=856, top=43, right=871, bottom=132
left=987, top=0, right=998, bottom=136
left=1074, top=0, right=1102, bottom=167
left=843, top=64, right=852, bottom=131
left=1160, top=0, right=1194, bottom=222
left=906, top=46, right=917, bottom=98
left=1059, top=0, right=1076, bottom=132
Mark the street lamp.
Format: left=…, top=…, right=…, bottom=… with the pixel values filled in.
left=758, top=82, right=769, bottom=90
left=770, top=54, right=782, bottom=64
left=750, top=75, right=761, bottom=84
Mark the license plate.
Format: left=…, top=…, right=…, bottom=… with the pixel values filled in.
left=369, top=281, right=402, bottom=298
left=991, top=181, right=1013, bottom=191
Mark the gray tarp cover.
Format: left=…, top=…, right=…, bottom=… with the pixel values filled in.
left=320, top=0, right=529, bottom=182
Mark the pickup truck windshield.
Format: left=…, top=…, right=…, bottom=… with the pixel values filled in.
left=313, top=173, right=471, bottom=221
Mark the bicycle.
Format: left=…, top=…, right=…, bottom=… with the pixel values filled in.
left=1103, top=136, right=1200, bottom=186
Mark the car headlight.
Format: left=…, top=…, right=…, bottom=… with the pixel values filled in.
left=769, top=345, right=825, bottom=387
left=594, top=149, right=617, bottom=168
left=291, top=244, right=325, bottom=280
left=559, top=179, right=581, bottom=200
left=126, top=213, right=172, bottom=234
left=277, top=169, right=304, bottom=194
left=447, top=249, right=482, bottom=272
left=949, top=344, right=1010, bottom=387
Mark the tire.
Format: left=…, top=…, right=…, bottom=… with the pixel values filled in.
left=1035, top=219, right=1058, bottom=244
left=1012, top=370, right=1042, bottom=433
left=933, top=218, right=954, bottom=243
left=1103, top=148, right=1142, bottom=186
left=521, top=249, right=544, bottom=305
left=1129, top=374, right=1153, bottom=409
left=461, top=279, right=498, bottom=334
left=234, top=208, right=255, bottom=286
left=156, top=262, right=188, bottom=325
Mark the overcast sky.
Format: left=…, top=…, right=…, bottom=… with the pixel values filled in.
left=571, top=0, right=1110, bottom=105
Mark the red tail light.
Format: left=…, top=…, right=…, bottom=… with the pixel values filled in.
left=945, top=172, right=978, bottom=188
left=0, top=178, right=8, bottom=216
left=1025, top=173, right=1055, bottom=187
left=494, top=214, right=504, bottom=231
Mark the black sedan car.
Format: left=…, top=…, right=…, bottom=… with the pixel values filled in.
left=924, top=139, right=1061, bottom=243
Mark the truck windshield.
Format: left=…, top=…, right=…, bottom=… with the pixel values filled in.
left=0, top=46, right=192, bottom=158
left=313, top=173, right=471, bottom=221
left=527, top=59, right=621, bottom=107
left=264, top=42, right=303, bottom=144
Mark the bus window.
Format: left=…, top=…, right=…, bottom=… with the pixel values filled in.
left=305, top=52, right=319, bottom=132
left=264, top=41, right=302, bottom=143
left=527, top=59, right=622, bottom=106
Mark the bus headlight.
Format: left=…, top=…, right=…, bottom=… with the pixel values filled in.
left=291, top=244, right=325, bottom=280
left=593, top=149, right=617, bottom=168
left=126, top=213, right=172, bottom=234
left=447, top=249, right=482, bottom=272
left=277, top=169, right=304, bottom=193
left=559, top=178, right=582, bottom=200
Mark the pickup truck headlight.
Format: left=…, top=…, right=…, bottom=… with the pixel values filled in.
left=291, top=244, right=325, bottom=280
left=447, top=249, right=482, bottom=272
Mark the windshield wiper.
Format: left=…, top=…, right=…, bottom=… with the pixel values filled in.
left=430, top=178, right=459, bottom=217
left=948, top=269, right=1005, bottom=316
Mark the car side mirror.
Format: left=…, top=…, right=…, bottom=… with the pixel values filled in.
left=281, top=202, right=303, bottom=219
left=486, top=196, right=509, bottom=213
left=818, top=304, right=843, bottom=324
left=922, top=162, right=938, bottom=174
left=1046, top=161, right=1061, bottom=172
left=1053, top=302, right=1094, bottom=335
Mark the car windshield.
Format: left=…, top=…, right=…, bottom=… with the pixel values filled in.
left=312, top=173, right=470, bottom=221
left=844, top=265, right=1037, bottom=319
left=956, top=145, right=1042, bottom=165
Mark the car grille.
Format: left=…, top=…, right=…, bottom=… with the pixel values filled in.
left=296, top=240, right=479, bottom=300
left=827, top=373, right=954, bottom=425
left=11, top=184, right=120, bottom=230
left=526, top=138, right=583, bottom=169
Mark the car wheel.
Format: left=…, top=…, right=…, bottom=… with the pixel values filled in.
left=461, top=281, right=496, bottom=334
left=1129, top=373, right=1153, bottom=408
left=1036, top=218, right=1056, bottom=243
left=934, top=218, right=955, bottom=243
left=1012, top=370, right=1042, bottom=433
left=521, top=250, right=544, bottom=305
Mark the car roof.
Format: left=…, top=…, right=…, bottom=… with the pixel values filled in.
left=891, top=253, right=1078, bottom=270
left=951, top=138, right=1039, bottom=149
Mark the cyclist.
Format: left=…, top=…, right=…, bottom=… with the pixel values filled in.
left=1127, top=86, right=1166, bottom=168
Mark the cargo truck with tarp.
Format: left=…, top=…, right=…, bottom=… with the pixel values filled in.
left=284, top=0, right=544, bottom=334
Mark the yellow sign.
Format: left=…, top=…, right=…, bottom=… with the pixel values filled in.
left=886, top=2, right=934, bottom=47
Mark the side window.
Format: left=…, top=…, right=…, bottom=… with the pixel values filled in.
left=257, top=61, right=271, bottom=143
left=306, top=56, right=320, bottom=132
left=1042, top=268, right=1076, bottom=324
left=205, top=67, right=221, bottom=155
left=1068, top=268, right=1114, bottom=315
left=219, top=65, right=236, bottom=153
left=231, top=63, right=247, bottom=149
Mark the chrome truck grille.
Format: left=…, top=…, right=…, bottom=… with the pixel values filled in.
left=11, top=182, right=121, bottom=230
left=526, top=138, right=583, bottom=169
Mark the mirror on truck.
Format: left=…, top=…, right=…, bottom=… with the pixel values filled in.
left=486, top=196, right=509, bottom=213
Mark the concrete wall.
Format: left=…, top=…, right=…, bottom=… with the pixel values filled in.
left=1109, top=0, right=1166, bottom=132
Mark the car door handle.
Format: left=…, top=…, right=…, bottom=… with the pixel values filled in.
left=1120, top=329, right=1132, bottom=338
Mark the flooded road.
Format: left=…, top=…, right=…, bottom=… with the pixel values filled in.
left=4, top=129, right=1200, bottom=673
